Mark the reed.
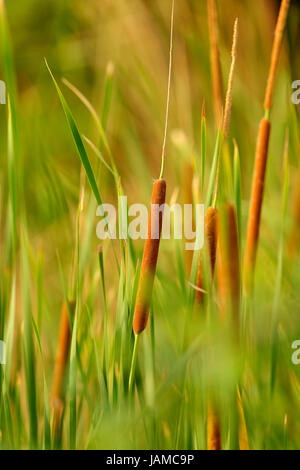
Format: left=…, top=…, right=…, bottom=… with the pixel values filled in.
left=206, top=204, right=241, bottom=450
left=129, top=0, right=174, bottom=392
left=264, top=0, right=291, bottom=112
left=207, top=400, right=222, bottom=450
left=196, top=17, right=238, bottom=304
left=132, top=179, right=167, bottom=334
left=223, top=18, right=238, bottom=139
left=207, top=0, right=223, bottom=127
left=244, top=0, right=290, bottom=292
left=243, top=118, right=271, bottom=290
left=51, top=299, right=76, bottom=444
left=212, top=17, right=239, bottom=208
left=289, top=175, right=300, bottom=256
left=217, top=203, right=240, bottom=324
left=183, top=161, right=195, bottom=275
left=195, top=207, right=218, bottom=305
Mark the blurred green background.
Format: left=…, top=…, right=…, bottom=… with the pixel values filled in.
left=1, top=0, right=300, bottom=450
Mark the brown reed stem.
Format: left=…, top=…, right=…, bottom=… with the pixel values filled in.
left=237, top=385, right=249, bottom=450
left=244, top=118, right=271, bottom=292
left=217, top=203, right=240, bottom=326
left=213, top=19, right=239, bottom=207
left=51, top=299, right=76, bottom=442
left=264, top=0, right=291, bottom=112
left=244, top=0, right=290, bottom=292
left=289, top=174, right=300, bottom=256
left=133, top=179, right=166, bottom=334
left=207, top=0, right=223, bottom=127
left=223, top=18, right=238, bottom=139
left=159, top=0, right=175, bottom=179
left=195, top=207, right=218, bottom=305
left=207, top=204, right=242, bottom=450
left=207, top=399, right=222, bottom=450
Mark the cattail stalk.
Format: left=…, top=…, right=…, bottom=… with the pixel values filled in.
left=217, top=203, right=240, bottom=324
left=196, top=17, right=238, bottom=304
left=51, top=299, right=76, bottom=442
left=129, top=0, right=174, bottom=393
left=207, top=204, right=242, bottom=450
left=237, top=386, right=249, bottom=450
left=133, top=179, right=167, bottom=334
left=183, top=162, right=195, bottom=275
left=289, top=173, right=300, bottom=256
left=195, top=207, right=218, bottom=305
left=244, top=118, right=271, bottom=290
left=218, top=204, right=250, bottom=449
left=207, top=399, right=222, bottom=450
left=213, top=18, right=239, bottom=206
left=244, top=0, right=290, bottom=292
left=264, top=0, right=290, bottom=112
left=207, top=0, right=223, bottom=127
left=129, top=179, right=166, bottom=392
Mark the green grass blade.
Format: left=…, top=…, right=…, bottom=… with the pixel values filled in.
left=31, top=315, right=51, bottom=450
left=206, top=131, right=221, bottom=208
left=200, top=115, right=206, bottom=195
left=45, top=60, right=102, bottom=207
left=21, top=225, right=38, bottom=448
left=233, top=139, right=242, bottom=244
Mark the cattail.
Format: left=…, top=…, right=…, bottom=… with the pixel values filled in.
left=195, top=207, right=218, bottom=305
left=244, top=118, right=271, bottom=291
left=237, top=386, right=249, bottom=450
left=206, top=207, right=218, bottom=276
left=289, top=176, right=300, bottom=256
left=217, top=204, right=250, bottom=448
left=207, top=399, right=222, bottom=450
left=217, top=203, right=240, bottom=324
left=207, top=0, right=223, bottom=127
left=133, top=179, right=166, bottom=334
left=264, top=0, right=291, bottom=112
left=129, top=0, right=174, bottom=392
left=244, top=0, right=290, bottom=291
left=52, top=299, right=76, bottom=440
left=199, top=209, right=219, bottom=448
left=209, top=203, right=246, bottom=450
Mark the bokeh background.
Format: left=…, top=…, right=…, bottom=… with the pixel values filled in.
left=1, top=0, right=300, bottom=449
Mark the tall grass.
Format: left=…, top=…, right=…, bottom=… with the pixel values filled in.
left=0, top=0, right=298, bottom=451
left=244, top=0, right=290, bottom=292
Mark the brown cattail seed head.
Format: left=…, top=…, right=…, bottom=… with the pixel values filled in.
left=133, top=179, right=166, bottom=334
left=217, top=203, right=240, bottom=324
left=52, top=300, right=76, bottom=402
left=244, top=118, right=271, bottom=292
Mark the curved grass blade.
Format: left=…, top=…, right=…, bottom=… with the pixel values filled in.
left=206, top=131, right=221, bottom=208
left=233, top=139, right=242, bottom=244
left=45, top=60, right=102, bottom=207
left=31, top=316, right=51, bottom=450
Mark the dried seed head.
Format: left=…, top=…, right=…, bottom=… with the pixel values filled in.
left=223, top=18, right=238, bottom=139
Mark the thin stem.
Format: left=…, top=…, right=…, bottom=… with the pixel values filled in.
left=128, top=334, right=140, bottom=393
left=223, top=18, right=238, bottom=139
left=159, top=0, right=175, bottom=180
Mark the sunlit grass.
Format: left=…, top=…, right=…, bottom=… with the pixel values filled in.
left=0, top=0, right=299, bottom=450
